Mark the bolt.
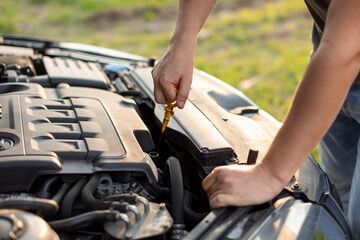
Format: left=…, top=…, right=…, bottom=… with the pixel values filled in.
left=201, top=148, right=209, bottom=153
left=159, top=203, right=166, bottom=210
left=222, top=117, right=228, bottom=122
left=292, top=183, right=301, bottom=190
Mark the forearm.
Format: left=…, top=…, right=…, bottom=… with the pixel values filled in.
left=152, top=0, right=217, bottom=106
left=171, top=0, right=217, bottom=47
left=201, top=0, right=360, bottom=209
left=261, top=43, right=360, bottom=185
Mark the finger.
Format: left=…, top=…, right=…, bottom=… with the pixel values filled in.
left=202, top=171, right=217, bottom=192
left=154, top=83, right=167, bottom=104
left=176, top=74, right=192, bottom=109
left=203, top=165, right=233, bottom=191
left=209, top=192, right=236, bottom=209
left=153, top=73, right=167, bottom=104
left=162, top=80, right=178, bottom=103
left=205, top=178, right=231, bottom=199
left=152, top=66, right=166, bottom=104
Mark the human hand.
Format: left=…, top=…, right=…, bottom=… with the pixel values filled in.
left=151, top=40, right=195, bottom=109
left=202, top=164, right=285, bottom=209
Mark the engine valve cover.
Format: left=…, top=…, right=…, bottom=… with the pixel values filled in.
left=0, top=82, right=157, bottom=192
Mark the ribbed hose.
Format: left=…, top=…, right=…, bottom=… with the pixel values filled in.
left=48, top=209, right=120, bottom=232
left=60, top=177, right=88, bottom=218
left=0, top=198, right=59, bottom=216
left=166, top=157, right=184, bottom=225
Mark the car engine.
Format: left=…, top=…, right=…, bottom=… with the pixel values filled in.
left=0, top=36, right=353, bottom=240
left=0, top=37, right=232, bottom=240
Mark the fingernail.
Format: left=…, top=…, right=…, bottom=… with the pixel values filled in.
left=177, top=101, right=185, bottom=109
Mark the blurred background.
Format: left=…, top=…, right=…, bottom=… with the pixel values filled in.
left=0, top=0, right=316, bottom=156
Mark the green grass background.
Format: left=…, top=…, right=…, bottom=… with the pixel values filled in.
left=0, top=0, right=318, bottom=159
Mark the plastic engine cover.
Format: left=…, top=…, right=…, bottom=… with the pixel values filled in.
left=0, top=82, right=157, bottom=192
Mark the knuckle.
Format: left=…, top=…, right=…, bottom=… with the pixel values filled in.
left=159, top=74, right=170, bottom=85
left=214, top=167, right=227, bottom=175
left=154, top=95, right=163, bottom=104
left=212, top=195, right=227, bottom=208
left=154, top=96, right=160, bottom=103
left=152, top=75, right=158, bottom=83
left=222, top=175, right=232, bottom=185
left=219, top=175, right=231, bottom=185
left=159, top=79, right=167, bottom=88
left=201, top=181, right=207, bottom=190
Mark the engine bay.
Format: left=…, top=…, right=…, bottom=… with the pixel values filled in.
left=0, top=36, right=351, bottom=240
left=0, top=39, right=231, bottom=240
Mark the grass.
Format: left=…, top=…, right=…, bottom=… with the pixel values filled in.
left=197, top=0, right=312, bottom=120
left=0, top=0, right=319, bottom=160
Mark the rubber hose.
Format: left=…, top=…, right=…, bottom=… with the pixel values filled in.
left=37, top=176, right=59, bottom=198
left=60, top=177, right=88, bottom=218
left=0, top=198, right=59, bottom=216
left=49, top=210, right=119, bottom=232
left=81, top=174, right=109, bottom=210
left=52, top=182, right=72, bottom=204
left=166, top=157, right=184, bottom=225
left=184, top=189, right=208, bottom=225
left=81, top=174, right=127, bottom=212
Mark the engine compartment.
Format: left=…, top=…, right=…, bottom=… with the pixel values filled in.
left=0, top=37, right=351, bottom=240
left=0, top=41, right=219, bottom=240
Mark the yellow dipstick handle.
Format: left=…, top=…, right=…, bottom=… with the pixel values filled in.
left=161, top=87, right=179, bottom=133
left=161, top=103, right=176, bottom=132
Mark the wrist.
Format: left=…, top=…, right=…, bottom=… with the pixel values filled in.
left=170, top=32, right=197, bottom=52
left=256, top=161, right=291, bottom=192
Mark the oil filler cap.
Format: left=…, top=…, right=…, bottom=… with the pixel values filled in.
left=0, top=138, right=14, bottom=151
